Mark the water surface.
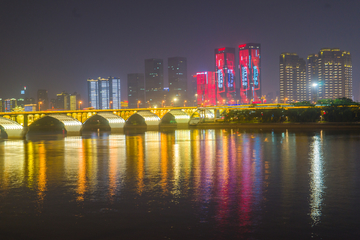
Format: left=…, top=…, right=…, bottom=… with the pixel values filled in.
left=0, top=129, right=360, bottom=239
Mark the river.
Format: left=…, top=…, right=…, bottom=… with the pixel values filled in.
left=0, top=129, right=359, bottom=239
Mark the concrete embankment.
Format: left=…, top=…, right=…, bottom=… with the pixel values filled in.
left=189, top=122, right=360, bottom=129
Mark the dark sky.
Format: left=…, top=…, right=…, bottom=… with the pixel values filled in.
left=1, top=0, right=359, bottom=105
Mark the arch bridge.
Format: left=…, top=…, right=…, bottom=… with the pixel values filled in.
left=0, top=104, right=333, bottom=138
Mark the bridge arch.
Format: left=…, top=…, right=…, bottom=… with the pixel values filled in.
left=161, top=110, right=190, bottom=128
left=0, top=117, right=24, bottom=139
left=83, top=112, right=125, bottom=133
left=125, top=110, right=160, bottom=131
left=28, top=114, right=82, bottom=136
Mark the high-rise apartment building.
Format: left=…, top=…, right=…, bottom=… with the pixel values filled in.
left=37, top=89, right=48, bottom=110
left=196, top=72, right=216, bottom=106
left=279, top=53, right=306, bottom=103
left=87, top=77, right=121, bottom=109
left=127, top=73, right=145, bottom=108
left=145, top=58, right=164, bottom=107
left=215, top=47, right=236, bottom=105
left=168, top=57, right=187, bottom=106
left=307, top=48, right=352, bottom=101
left=239, top=43, right=261, bottom=104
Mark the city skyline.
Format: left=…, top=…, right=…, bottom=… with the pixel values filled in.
left=0, top=0, right=359, bottom=102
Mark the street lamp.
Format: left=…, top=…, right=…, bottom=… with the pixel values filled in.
left=184, top=100, right=187, bottom=107
left=78, top=101, right=82, bottom=110
left=38, top=101, right=42, bottom=111
left=312, top=83, right=318, bottom=103
left=162, top=100, right=165, bottom=107
left=137, top=100, right=141, bottom=108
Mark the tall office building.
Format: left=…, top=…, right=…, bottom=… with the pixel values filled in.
left=110, top=77, right=121, bottom=109
left=168, top=57, right=187, bottom=106
left=87, top=79, right=99, bottom=109
left=215, top=47, right=236, bottom=105
left=196, top=72, right=216, bottom=106
left=87, top=77, right=121, bottom=109
left=127, top=73, right=145, bottom=108
left=99, top=77, right=110, bottom=109
left=279, top=53, right=307, bottom=103
left=37, top=89, right=49, bottom=110
left=4, top=98, right=17, bottom=112
left=55, top=92, right=69, bottom=110
left=307, top=48, right=352, bottom=101
left=145, top=58, right=164, bottom=107
left=239, top=43, right=261, bottom=104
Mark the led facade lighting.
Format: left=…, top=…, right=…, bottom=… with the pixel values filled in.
left=215, top=47, right=236, bottom=105
left=239, top=43, right=261, bottom=104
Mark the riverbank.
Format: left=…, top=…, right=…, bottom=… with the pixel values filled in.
left=189, top=122, right=360, bottom=129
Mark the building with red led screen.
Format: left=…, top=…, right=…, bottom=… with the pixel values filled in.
left=196, top=72, right=216, bottom=106
left=239, top=43, right=261, bottom=104
left=215, top=47, right=236, bottom=105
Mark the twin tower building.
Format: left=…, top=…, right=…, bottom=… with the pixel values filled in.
left=197, top=43, right=261, bottom=106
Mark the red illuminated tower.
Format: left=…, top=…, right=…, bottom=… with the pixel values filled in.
left=215, top=47, right=236, bottom=105
left=239, top=43, right=261, bottom=104
left=196, top=72, right=216, bottom=106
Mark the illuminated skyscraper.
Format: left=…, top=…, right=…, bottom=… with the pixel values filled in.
left=87, top=79, right=99, bottom=109
left=87, top=77, right=121, bottom=109
left=145, top=58, right=163, bottom=107
left=99, top=78, right=110, bottom=109
left=168, top=57, right=187, bottom=106
left=239, top=43, right=261, bottom=104
left=110, top=77, right=121, bottom=109
left=279, top=53, right=306, bottom=103
left=307, top=48, right=352, bottom=101
left=127, top=73, right=145, bottom=108
left=215, top=47, right=236, bottom=105
left=196, top=72, right=216, bottom=106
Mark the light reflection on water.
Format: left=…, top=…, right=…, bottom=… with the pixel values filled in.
left=0, top=129, right=360, bottom=239
left=309, top=132, right=325, bottom=226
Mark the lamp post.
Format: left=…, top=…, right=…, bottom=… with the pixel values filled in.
left=137, top=100, right=141, bottom=108
left=38, top=101, right=42, bottom=111
left=162, top=100, right=165, bottom=108
left=78, top=101, right=82, bottom=110
left=184, top=100, right=187, bottom=107
left=173, top=98, right=178, bottom=107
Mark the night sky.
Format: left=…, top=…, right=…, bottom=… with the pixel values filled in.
left=1, top=0, right=359, bottom=105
